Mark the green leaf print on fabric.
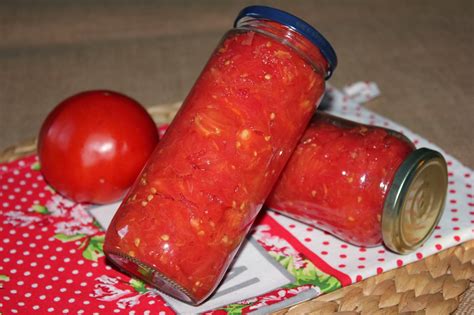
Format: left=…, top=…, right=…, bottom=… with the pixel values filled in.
left=130, top=278, right=147, bottom=294
left=55, top=233, right=105, bottom=262
left=272, top=254, right=341, bottom=292
left=92, top=219, right=104, bottom=230
left=220, top=303, right=248, bottom=315
left=31, top=204, right=50, bottom=214
left=81, top=235, right=105, bottom=262
left=0, top=274, right=10, bottom=289
left=54, top=233, right=87, bottom=242
left=31, top=161, right=41, bottom=171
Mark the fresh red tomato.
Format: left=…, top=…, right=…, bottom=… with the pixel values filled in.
left=38, top=90, right=159, bottom=204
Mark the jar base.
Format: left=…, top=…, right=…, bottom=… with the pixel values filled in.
left=106, top=251, right=198, bottom=305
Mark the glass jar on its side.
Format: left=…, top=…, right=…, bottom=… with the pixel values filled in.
left=266, top=113, right=448, bottom=253
left=104, top=6, right=337, bottom=304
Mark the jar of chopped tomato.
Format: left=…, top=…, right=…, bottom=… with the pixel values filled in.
left=266, top=113, right=448, bottom=253
left=104, top=6, right=337, bottom=304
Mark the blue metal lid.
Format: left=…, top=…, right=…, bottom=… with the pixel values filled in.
left=234, top=5, right=337, bottom=79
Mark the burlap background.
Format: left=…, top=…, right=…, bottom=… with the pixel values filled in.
left=0, top=0, right=472, bottom=167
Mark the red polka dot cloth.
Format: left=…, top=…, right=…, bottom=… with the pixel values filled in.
left=1, top=82, right=472, bottom=314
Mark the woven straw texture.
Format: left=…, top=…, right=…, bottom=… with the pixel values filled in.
left=1, top=103, right=472, bottom=315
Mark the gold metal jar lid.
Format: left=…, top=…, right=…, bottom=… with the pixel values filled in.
left=382, top=148, right=448, bottom=254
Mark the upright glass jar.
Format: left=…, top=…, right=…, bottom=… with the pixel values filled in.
left=266, top=113, right=448, bottom=253
left=104, top=6, right=337, bottom=304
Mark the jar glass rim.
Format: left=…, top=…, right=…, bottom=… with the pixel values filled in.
left=234, top=5, right=337, bottom=79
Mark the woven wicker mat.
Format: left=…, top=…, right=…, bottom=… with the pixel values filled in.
left=1, top=103, right=473, bottom=315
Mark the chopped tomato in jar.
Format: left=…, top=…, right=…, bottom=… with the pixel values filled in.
left=104, top=6, right=337, bottom=304
left=266, top=113, right=446, bottom=253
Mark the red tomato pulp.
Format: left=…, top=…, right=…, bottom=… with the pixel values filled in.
left=266, top=114, right=414, bottom=246
left=105, top=28, right=328, bottom=303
